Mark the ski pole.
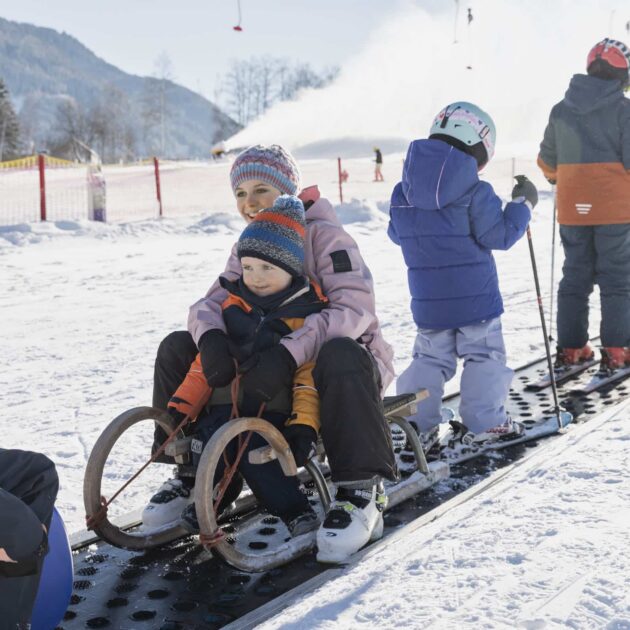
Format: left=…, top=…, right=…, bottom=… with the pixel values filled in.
left=549, top=184, right=557, bottom=341
left=526, top=225, right=562, bottom=428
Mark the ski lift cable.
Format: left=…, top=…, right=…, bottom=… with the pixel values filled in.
left=453, top=0, right=459, bottom=44
left=233, top=0, right=243, bottom=31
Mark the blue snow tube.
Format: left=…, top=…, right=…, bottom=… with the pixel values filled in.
left=31, top=507, right=74, bottom=630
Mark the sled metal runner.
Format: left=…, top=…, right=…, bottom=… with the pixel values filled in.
left=83, top=390, right=444, bottom=574
left=525, top=357, right=599, bottom=391
left=570, top=363, right=630, bottom=395
left=63, top=356, right=629, bottom=630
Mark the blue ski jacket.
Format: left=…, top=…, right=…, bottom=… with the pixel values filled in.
left=388, top=139, right=531, bottom=330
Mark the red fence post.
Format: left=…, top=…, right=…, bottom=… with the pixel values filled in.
left=153, top=157, right=163, bottom=217
left=337, top=157, right=343, bottom=204
left=38, top=153, right=47, bottom=221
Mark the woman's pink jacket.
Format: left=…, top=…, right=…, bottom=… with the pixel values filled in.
left=187, top=186, right=395, bottom=394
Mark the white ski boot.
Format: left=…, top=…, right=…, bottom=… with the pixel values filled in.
left=316, top=481, right=387, bottom=564
left=141, top=477, right=194, bottom=530
left=466, top=416, right=524, bottom=445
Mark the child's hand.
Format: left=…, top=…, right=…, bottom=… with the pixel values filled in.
left=0, top=527, right=48, bottom=577
left=283, top=424, right=317, bottom=467
left=512, top=175, right=538, bottom=208
left=239, top=345, right=297, bottom=402
left=198, top=330, right=236, bottom=387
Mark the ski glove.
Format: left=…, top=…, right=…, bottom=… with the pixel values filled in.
left=283, top=424, right=317, bottom=467
left=238, top=344, right=297, bottom=403
left=198, top=330, right=236, bottom=388
left=511, top=175, right=538, bottom=208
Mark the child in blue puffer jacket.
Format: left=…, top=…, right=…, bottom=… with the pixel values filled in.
left=388, top=101, right=538, bottom=446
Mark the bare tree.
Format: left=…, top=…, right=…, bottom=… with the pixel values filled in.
left=0, top=78, right=21, bottom=160
left=218, top=57, right=339, bottom=126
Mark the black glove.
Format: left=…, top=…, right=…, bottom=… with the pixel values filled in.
left=512, top=175, right=538, bottom=208
left=198, top=330, right=236, bottom=387
left=283, top=424, right=317, bottom=467
left=238, top=344, right=297, bottom=402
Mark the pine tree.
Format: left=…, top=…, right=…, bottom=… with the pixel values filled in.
left=0, top=78, right=21, bottom=161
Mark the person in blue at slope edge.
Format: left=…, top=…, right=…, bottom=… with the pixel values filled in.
left=388, top=101, right=538, bottom=452
left=0, top=448, right=59, bottom=629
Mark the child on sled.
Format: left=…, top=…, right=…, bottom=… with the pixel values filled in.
left=388, top=101, right=538, bottom=447
left=144, top=195, right=327, bottom=537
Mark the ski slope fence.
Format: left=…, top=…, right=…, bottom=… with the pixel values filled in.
left=0, top=155, right=544, bottom=226
left=0, top=155, right=91, bottom=225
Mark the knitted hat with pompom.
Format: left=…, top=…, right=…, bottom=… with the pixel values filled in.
left=237, top=195, right=306, bottom=277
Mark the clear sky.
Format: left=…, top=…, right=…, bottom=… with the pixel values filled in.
left=0, top=0, right=411, bottom=101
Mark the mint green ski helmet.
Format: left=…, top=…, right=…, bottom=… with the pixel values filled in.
left=429, top=101, right=496, bottom=165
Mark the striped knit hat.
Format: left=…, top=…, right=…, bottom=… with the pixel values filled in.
left=230, top=145, right=301, bottom=195
left=237, top=195, right=306, bottom=277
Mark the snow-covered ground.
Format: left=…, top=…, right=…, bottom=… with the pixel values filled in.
left=260, top=398, right=630, bottom=629
left=3, top=156, right=626, bottom=628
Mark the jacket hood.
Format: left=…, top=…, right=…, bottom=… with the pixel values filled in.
left=400, top=139, right=479, bottom=210
left=303, top=194, right=340, bottom=225
left=564, top=74, right=624, bottom=114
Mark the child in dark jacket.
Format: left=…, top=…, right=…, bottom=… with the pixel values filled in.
left=538, top=38, right=630, bottom=370
left=388, top=101, right=537, bottom=446
left=143, top=195, right=327, bottom=537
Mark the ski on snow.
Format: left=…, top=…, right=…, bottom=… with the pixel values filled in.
left=570, top=364, right=630, bottom=395
left=525, top=358, right=599, bottom=391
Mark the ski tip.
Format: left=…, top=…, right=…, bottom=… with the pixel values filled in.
left=558, top=410, right=573, bottom=428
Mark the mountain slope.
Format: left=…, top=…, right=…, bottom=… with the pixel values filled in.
left=0, top=17, right=240, bottom=158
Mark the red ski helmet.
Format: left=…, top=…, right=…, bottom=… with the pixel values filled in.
left=587, top=38, right=630, bottom=86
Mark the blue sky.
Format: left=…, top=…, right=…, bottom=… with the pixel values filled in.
left=1, top=0, right=411, bottom=100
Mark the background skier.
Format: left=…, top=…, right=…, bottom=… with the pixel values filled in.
left=143, top=195, right=327, bottom=538
left=148, top=144, right=397, bottom=563
left=0, top=448, right=59, bottom=629
left=538, top=38, right=630, bottom=371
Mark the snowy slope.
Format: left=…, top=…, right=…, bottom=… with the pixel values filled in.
left=223, top=0, right=630, bottom=157
left=259, top=399, right=630, bottom=629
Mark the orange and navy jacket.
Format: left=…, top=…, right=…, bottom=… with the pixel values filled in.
left=168, top=275, right=328, bottom=433
left=538, top=74, right=630, bottom=226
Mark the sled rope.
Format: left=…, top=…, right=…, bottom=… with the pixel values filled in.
left=85, top=387, right=214, bottom=531
left=199, top=369, right=265, bottom=547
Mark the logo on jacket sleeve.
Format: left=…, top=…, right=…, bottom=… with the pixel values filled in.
left=330, top=250, right=352, bottom=273
left=575, top=203, right=592, bottom=215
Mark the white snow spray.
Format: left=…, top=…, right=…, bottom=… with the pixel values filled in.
left=224, top=0, right=629, bottom=159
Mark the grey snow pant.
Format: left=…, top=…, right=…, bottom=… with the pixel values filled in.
left=152, top=331, right=397, bottom=483
left=396, top=318, right=513, bottom=434
left=557, top=224, right=630, bottom=349
left=0, top=449, right=59, bottom=630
